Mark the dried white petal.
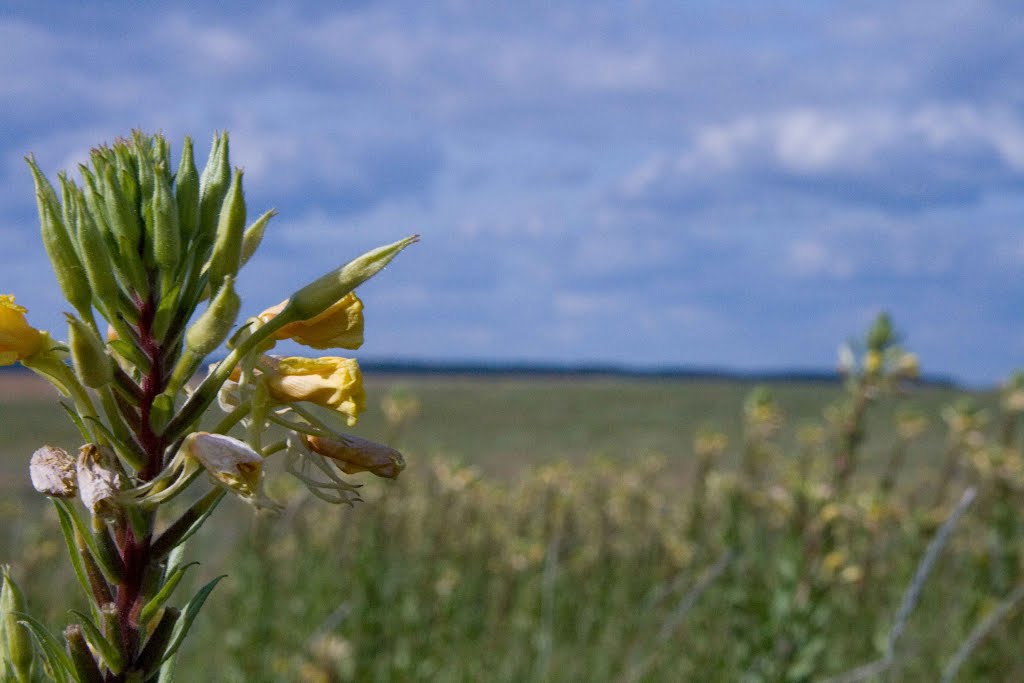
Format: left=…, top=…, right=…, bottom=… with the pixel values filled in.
left=29, top=445, right=77, bottom=497
left=76, top=444, right=123, bottom=516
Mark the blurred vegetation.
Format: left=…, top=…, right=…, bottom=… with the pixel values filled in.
left=1, top=320, right=1023, bottom=681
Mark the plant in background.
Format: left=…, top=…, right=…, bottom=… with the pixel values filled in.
left=0, top=131, right=416, bottom=681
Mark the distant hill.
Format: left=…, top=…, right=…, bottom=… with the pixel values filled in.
left=0, top=359, right=962, bottom=388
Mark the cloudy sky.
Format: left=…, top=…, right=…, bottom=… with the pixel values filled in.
left=2, top=1, right=1022, bottom=385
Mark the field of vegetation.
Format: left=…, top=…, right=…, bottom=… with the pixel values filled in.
left=1, top=324, right=1022, bottom=681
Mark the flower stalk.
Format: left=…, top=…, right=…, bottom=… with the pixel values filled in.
left=1, top=131, right=416, bottom=679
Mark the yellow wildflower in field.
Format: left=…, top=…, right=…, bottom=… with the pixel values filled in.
left=0, top=295, right=44, bottom=365
left=260, top=292, right=364, bottom=350
left=265, top=356, right=366, bottom=425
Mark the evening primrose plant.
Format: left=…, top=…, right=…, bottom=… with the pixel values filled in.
left=0, top=131, right=415, bottom=681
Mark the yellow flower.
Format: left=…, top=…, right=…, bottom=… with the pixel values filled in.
left=265, top=356, right=366, bottom=426
left=259, top=292, right=364, bottom=350
left=0, top=295, right=44, bottom=365
left=303, top=433, right=405, bottom=479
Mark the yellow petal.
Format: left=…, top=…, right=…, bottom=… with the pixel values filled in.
left=0, top=295, right=44, bottom=364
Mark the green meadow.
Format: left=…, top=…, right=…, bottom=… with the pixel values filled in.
left=1, top=372, right=1021, bottom=681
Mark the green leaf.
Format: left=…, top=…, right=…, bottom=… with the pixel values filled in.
left=157, top=576, right=226, bottom=667
left=50, top=501, right=95, bottom=608
left=139, top=563, right=199, bottom=627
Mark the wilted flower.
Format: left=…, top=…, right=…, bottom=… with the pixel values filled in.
left=29, top=445, right=77, bottom=497
left=77, top=444, right=123, bottom=516
left=184, top=432, right=264, bottom=500
left=260, top=292, right=364, bottom=350
left=0, top=295, right=44, bottom=365
left=264, top=356, right=366, bottom=426
left=303, top=433, right=405, bottom=479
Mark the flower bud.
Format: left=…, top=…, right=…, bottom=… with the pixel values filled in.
left=77, top=444, right=123, bottom=517
left=259, top=292, right=364, bottom=350
left=863, top=350, right=882, bottom=376
left=29, top=445, right=77, bottom=497
left=151, top=163, right=181, bottom=273
left=27, top=157, right=91, bottom=314
left=198, top=132, right=231, bottom=242
left=184, top=432, right=263, bottom=499
left=185, top=277, right=240, bottom=356
left=0, top=295, right=45, bottom=366
left=1, top=566, right=32, bottom=682
left=72, top=189, right=122, bottom=311
left=66, top=314, right=113, bottom=388
left=175, top=136, right=200, bottom=242
left=289, top=235, right=418, bottom=320
left=240, top=209, right=277, bottom=267
left=303, top=433, right=405, bottom=478
left=206, top=168, right=246, bottom=287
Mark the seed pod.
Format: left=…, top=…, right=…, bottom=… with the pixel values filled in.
left=66, top=314, right=113, bottom=388
left=64, top=625, right=103, bottom=683
left=29, top=445, right=77, bottom=497
left=185, top=276, right=240, bottom=356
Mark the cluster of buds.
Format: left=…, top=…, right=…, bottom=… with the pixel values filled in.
left=837, top=312, right=919, bottom=387
left=1, top=131, right=416, bottom=681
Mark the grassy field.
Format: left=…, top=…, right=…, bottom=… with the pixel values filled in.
left=0, top=371, right=1020, bottom=681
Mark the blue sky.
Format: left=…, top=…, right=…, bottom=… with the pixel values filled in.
left=1, top=1, right=1022, bottom=385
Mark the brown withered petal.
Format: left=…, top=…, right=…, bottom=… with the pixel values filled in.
left=303, top=433, right=405, bottom=479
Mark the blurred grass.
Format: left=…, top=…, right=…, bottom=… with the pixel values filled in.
left=0, top=373, right=1019, bottom=681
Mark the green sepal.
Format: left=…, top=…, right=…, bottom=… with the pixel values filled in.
left=139, top=563, right=200, bottom=627
left=10, top=612, right=73, bottom=683
left=68, top=610, right=124, bottom=675
left=155, top=576, right=226, bottom=668
left=64, top=624, right=105, bottom=683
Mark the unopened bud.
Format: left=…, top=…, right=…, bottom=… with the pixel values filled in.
left=206, top=168, right=246, bottom=287
left=66, top=314, right=113, bottom=388
left=77, top=444, right=123, bottom=517
left=240, top=208, right=277, bottom=267
left=290, top=235, right=418, bottom=320
left=185, top=277, right=240, bottom=356
left=175, top=136, right=200, bottom=241
left=151, top=163, right=181, bottom=273
left=303, top=433, right=405, bottom=478
left=198, top=132, right=231, bottom=241
left=1, top=566, right=33, bottom=681
left=30, top=445, right=77, bottom=497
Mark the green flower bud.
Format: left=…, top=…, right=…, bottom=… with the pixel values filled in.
left=290, top=235, right=419, bottom=320
left=73, top=188, right=122, bottom=313
left=26, top=157, right=91, bottom=314
left=175, top=136, right=200, bottom=242
left=240, top=208, right=277, bottom=267
left=206, top=168, right=246, bottom=287
left=66, top=314, right=113, bottom=388
left=102, top=164, right=141, bottom=252
left=1, top=566, right=33, bottom=682
left=198, top=132, right=231, bottom=246
left=151, top=163, right=181, bottom=273
left=185, top=276, right=240, bottom=356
